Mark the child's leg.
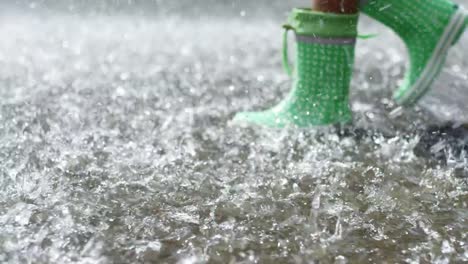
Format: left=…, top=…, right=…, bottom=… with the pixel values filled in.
left=313, top=0, right=359, bottom=14
left=233, top=3, right=360, bottom=127
left=361, top=0, right=467, bottom=106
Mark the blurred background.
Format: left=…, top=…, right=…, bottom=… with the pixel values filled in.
left=3, top=0, right=306, bottom=16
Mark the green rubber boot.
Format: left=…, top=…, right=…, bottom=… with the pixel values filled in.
left=233, top=9, right=359, bottom=128
left=361, top=0, right=468, bottom=106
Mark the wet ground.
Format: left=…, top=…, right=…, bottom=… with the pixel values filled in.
left=0, top=1, right=467, bottom=263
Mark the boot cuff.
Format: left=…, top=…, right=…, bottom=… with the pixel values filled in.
left=288, top=8, right=359, bottom=38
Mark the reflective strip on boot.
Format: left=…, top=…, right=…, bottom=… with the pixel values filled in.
left=296, top=35, right=356, bottom=45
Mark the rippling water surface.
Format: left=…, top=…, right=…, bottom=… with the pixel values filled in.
left=1, top=1, right=467, bottom=263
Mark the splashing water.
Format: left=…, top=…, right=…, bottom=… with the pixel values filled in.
left=0, top=1, right=467, bottom=263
